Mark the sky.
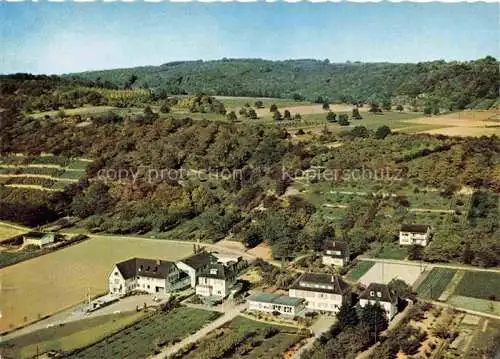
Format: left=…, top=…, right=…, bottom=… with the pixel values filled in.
left=0, top=2, right=498, bottom=74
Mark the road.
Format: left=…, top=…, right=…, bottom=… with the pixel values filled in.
left=150, top=303, right=247, bottom=359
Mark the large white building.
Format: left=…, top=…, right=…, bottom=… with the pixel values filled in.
left=289, top=273, right=351, bottom=314
left=176, top=251, right=217, bottom=288
left=247, top=292, right=306, bottom=316
left=195, top=263, right=236, bottom=298
left=399, top=224, right=431, bottom=246
left=322, top=240, right=350, bottom=267
left=359, top=283, right=398, bottom=320
left=109, top=258, right=180, bottom=296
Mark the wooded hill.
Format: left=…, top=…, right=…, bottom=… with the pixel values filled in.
left=66, top=57, right=499, bottom=110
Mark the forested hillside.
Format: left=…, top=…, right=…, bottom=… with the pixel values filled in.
left=66, top=57, right=499, bottom=110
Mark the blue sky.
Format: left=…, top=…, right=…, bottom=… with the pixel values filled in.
left=1, top=3, right=498, bottom=74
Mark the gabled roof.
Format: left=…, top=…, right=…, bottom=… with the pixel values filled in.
left=247, top=292, right=304, bottom=307
left=359, top=283, right=395, bottom=303
left=178, top=251, right=216, bottom=270
left=324, top=240, right=349, bottom=257
left=401, top=224, right=430, bottom=234
left=115, top=258, right=177, bottom=280
left=290, top=272, right=350, bottom=295
left=199, top=263, right=234, bottom=280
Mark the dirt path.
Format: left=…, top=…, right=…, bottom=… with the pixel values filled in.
left=438, top=270, right=465, bottom=301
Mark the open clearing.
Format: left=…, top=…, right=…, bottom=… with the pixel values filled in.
left=345, top=260, right=375, bottom=281
left=0, top=237, right=193, bottom=332
left=454, top=271, right=500, bottom=300
left=358, top=261, right=426, bottom=286
left=404, top=110, right=500, bottom=137
left=448, top=295, right=500, bottom=316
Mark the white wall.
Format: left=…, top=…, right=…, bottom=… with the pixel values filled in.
left=359, top=298, right=397, bottom=320
left=289, top=289, right=344, bottom=313
left=247, top=300, right=299, bottom=316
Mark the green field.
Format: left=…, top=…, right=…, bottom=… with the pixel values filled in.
left=416, top=268, right=457, bottom=300
left=454, top=271, right=500, bottom=300
left=217, top=96, right=310, bottom=110
left=369, top=243, right=408, bottom=260
left=66, top=307, right=221, bottom=359
left=177, top=316, right=306, bottom=359
left=346, top=261, right=376, bottom=281
left=1, top=311, right=146, bottom=359
left=448, top=295, right=500, bottom=316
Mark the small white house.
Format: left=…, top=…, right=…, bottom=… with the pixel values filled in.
left=322, top=240, right=350, bottom=267
left=359, top=283, right=398, bottom=320
left=247, top=292, right=306, bottom=316
left=109, top=258, right=180, bottom=296
left=399, top=224, right=431, bottom=246
left=289, top=273, right=351, bottom=314
left=23, top=232, right=55, bottom=248
left=196, top=263, right=236, bottom=298
left=176, top=251, right=217, bottom=288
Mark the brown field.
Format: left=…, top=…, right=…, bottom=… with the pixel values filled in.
left=0, top=236, right=193, bottom=332
left=405, top=110, right=500, bottom=137
left=247, top=242, right=272, bottom=261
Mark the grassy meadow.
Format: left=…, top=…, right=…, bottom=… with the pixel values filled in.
left=0, top=236, right=193, bottom=332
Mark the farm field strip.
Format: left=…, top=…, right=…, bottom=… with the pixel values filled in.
left=0, top=174, right=78, bottom=182
left=438, top=270, right=465, bottom=301
left=454, top=271, right=500, bottom=300
left=416, top=268, right=457, bottom=300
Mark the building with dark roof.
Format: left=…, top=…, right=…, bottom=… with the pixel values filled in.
left=322, top=240, right=350, bottom=267
left=247, top=292, right=306, bottom=316
left=176, top=251, right=218, bottom=288
left=399, top=224, right=431, bottom=246
left=289, top=272, right=351, bottom=313
left=195, top=263, right=237, bottom=298
left=359, top=283, right=398, bottom=320
left=109, top=257, right=180, bottom=296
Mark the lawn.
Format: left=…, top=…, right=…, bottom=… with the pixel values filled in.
left=66, top=307, right=221, bottom=359
left=454, top=271, right=500, bottom=300
left=0, top=236, right=193, bottom=332
left=177, top=316, right=307, bottom=359
left=415, top=268, right=457, bottom=300
left=368, top=242, right=408, bottom=260
left=448, top=295, right=500, bottom=316
left=0, top=224, right=24, bottom=241
left=2, top=311, right=146, bottom=359
left=346, top=261, right=376, bottom=281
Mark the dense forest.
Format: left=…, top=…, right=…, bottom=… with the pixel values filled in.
left=0, top=63, right=499, bottom=267
left=64, top=57, right=500, bottom=110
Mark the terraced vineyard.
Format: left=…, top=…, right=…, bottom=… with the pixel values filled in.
left=0, top=155, right=89, bottom=191
left=416, top=268, right=457, bottom=300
